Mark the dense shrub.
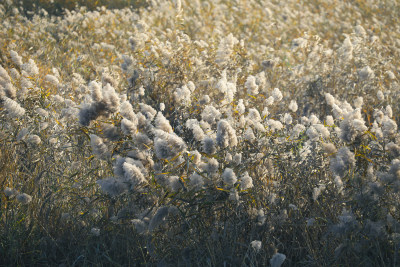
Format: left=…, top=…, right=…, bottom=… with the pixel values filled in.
left=1, top=0, right=399, bottom=266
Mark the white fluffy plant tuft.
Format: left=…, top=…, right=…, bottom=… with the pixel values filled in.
left=1, top=1, right=400, bottom=266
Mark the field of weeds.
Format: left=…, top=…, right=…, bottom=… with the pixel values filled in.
left=1, top=0, right=400, bottom=266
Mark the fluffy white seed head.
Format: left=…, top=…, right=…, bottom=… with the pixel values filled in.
left=3, top=97, right=25, bottom=118
left=4, top=187, right=18, bottom=197
left=189, top=172, right=204, bottom=190
left=377, top=90, right=384, bottom=101
left=9, top=68, right=20, bottom=81
left=291, top=124, right=305, bottom=138
left=174, top=85, right=191, bottom=106
left=155, top=112, right=173, bottom=133
left=386, top=70, right=396, bottom=80
left=215, top=33, right=238, bottom=66
left=250, top=240, right=262, bottom=252
left=272, top=88, right=283, bottom=102
left=306, top=126, right=319, bottom=140
left=97, top=177, right=128, bottom=196
left=90, top=134, right=108, bottom=159
left=121, top=118, right=137, bottom=135
left=247, top=108, right=261, bottom=123
left=382, top=117, right=397, bottom=138
left=353, top=97, right=363, bottom=109
left=45, top=74, right=59, bottom=86
left=22, top=59, right=39, bottom=77
left=358, top=66, right=374, bottom=80
left=229, top=188, right=239, bottom=202
left=354, top=25, right=366, bottom=37
left=330, top=147, right=355, bottom=177
left=314, top=124, right=330, bottom=138
left=245, top=75, right=259, bottom=96
left=168, top=176, right=182, bottom=192
left=27, top=134, right=41, bottom=145
left=202, top=136, right=216, bottom=154
left=325, top=115, right=334, bottom=126
left=385, top=105, right=393, bottom=118
left=123, top=162, right=146, bottom=186
left=120, top=101, right=136, bottom=121
left=339, top=37, right=353, bottom=62
left=312, top=184, right=326, bottom=201
left=288, top=100, right=298, bottom=112
left=159, top=103, right=165, bottom=111
left=334, top=176, right=344, bottom=192
left=322, top=142, right=337, bottom=154
left=240, top=172, right=253, bottom=190
left=16, top=193, right=32, bottom=204
left=244, top=127, right=256, bottom=141
left=325, top=93, right=335, bottom=107
left=265, top=96, right=274, bottom=106
left=200, top=157, right=219, bottom=176
left=262, top=107, right=269, bottom=118
left=268, top=119, right=283, bottom=132
left=233, top=153, right=242, bottom=165
left=283, top=113, right=293, bottom=125
left=139, top=103, right=157, bottom=121
left=201, top=105, right=221, bottom=124
left=308, top=114, right=320, bottom=125
left=173, top=0, right=182, bottom=11
left=222, top=168, right=237, bottom=186
left=216, top=119, right=238, bottom=148
left=10, top=50, right=23, bottom=66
